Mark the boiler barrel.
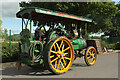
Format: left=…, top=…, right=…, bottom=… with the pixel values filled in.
left=71, top=38, right=86, bottom=50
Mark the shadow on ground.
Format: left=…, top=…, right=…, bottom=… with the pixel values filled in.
left=2, top=62, right=88, bottom=76
left=72, top=63, right=88, bottom=67
left=2, top=66, right=54, bottom=76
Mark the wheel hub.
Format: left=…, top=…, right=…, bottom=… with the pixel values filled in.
left=57, top=52, right=64, bottom=58
left=91, top=55, right=94, bottom=58
left=61, top=53, right=64, bottom=57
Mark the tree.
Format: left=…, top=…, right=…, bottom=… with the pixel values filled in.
left=3, top=29, right=8, bottom=39
left=19, top=2, right=118, bottom=36
left=0, top=19, right=3, bottom=38
left=104, top=3, right=120, bottom=37
left=0, top=19, right=2, bottom=27
left=0, top=19, right=8, bottom=39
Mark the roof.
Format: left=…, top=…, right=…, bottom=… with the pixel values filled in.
left=16, top=7, right=93, bottom=23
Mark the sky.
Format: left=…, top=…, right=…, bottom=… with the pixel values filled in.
left=0, top=0, right=120, bottom=35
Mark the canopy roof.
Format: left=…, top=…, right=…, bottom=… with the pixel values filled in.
left=16, top=7, right=93, bottom=24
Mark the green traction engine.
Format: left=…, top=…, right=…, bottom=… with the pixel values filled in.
left=16, top=8, right=97, bottom=74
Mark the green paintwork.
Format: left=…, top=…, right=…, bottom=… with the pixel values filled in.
left=35, top=8, right=92, bottom=22
left=9, top=30, right=11, bottom=56
left=48, top=30, right=59, bottom=40
left=35, top=50, right=39, bottom=52
left=29, top=38, right=35, bottom=43
left=40, top=59, right=43, bottom=64
left=71, top=38, right=83, bottom=50
left=65, top=33, right=73, bottom=37
left=21, top=37, right=44, bottom=66
left=35, top=8, right=57, bottom=16
left=16, top=8, right=92, bottom=23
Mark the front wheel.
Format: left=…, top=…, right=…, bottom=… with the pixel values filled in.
left=84, top=46, right=97, bottom=66
left=43, top=36, right=74, bottom=74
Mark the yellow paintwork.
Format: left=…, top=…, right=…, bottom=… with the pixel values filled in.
left=49, top=37, right=74, bottom=73
left=86, top=47, right=97, bottom=65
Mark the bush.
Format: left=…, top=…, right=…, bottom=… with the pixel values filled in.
left=2, top=42, right=19, bottom=63
left=108, top=43, right=116, bottom=50
left=102, top=41, right=109, bottom=49
left=102, top=41, right=116, bottom=50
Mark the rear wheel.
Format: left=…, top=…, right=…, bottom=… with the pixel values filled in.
left=84, top=46, right=97, bottom=66
left=44, top=37, right=74, bottom=74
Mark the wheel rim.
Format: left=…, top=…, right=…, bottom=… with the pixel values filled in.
left=86, top=47, right=97, bottom=65
left=49, top=38, right=73, bottom=73
left=29, top=41, right=43, bottom=63
left=33, top=43, right=41, bottom=62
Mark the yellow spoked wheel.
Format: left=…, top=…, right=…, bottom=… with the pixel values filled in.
left=44, top=37, right=74, bottom=74
left=84, top=46, right=97, bottom=66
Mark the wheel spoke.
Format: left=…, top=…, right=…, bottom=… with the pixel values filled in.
left=90, top=58, right=93, bottom=63
left=62, top=44, right=65, bottom=51
left=54, top=44, right=56, bottom=51
left=91, top=54, right=94, bottom=56
left=51, top=57, right=58, bottom=63
left=64, top=53, right=69, bottom=55
left=50, top=55, right=54, bottom=58
left=63, top=47, right=70, bottom=52
left=55, top=60, right=57, bottom=69
left=88, top=51, right=92, bottom=55
left=60, top=40, right=63, bottom=48
left=57, top=58, right=61, bottom=69
left=93, top=56, right=96, bottom=60
left=87, top=56, right=91, bottom=59
left=62, top=58, right=66, bottom=66
left=51, top=50, right=57, bottom=54
left=60, top=61, right=65, bottom=69
left=56, top=43, right=60, bottom=51
left=92, top=51, right=94, bottom=54
left=64, top=57, right=71, bottom=60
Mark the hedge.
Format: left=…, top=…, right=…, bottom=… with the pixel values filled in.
left=2, top=42, right=19, bottom=63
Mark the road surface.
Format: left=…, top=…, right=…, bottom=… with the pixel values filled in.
left=1, top=53, right=118, bottom=78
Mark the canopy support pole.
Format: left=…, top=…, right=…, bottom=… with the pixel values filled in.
left=29, top=13, right=32, bottom=38
left=22, top=18, right=23, bottom=31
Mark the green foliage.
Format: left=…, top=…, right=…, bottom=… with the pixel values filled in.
left=109, top=43, right=116, bottom=49
left=0, top=22, right=8, bottom=39
left=0, top=19, right=3, bottom=38
left=103, top=3, right=120, bottom=37
left=91, top=36, right=101, bottom=39
left=102, top=41, right=109, bottom=49
left=2, top=42, right=19, bottom=63
left=0, top=18, right=2, bottom=27
left=19, top=2, right=119, bottom=37
left=0, top=18, right=9, bottom=39
left=5, top=34, right=20, bottom=41
left=102, top=41, right=115, bottom=50
left=1, top=29, right=8, bottom=39
left=101, top=37, right=119, bottom=50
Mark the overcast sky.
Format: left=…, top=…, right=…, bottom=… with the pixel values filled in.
left=1, top=0, right=31, bottom=18
left=0, top=0, right=119, bottom=18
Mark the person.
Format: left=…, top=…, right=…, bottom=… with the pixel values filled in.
left=35, top=27, right=44, bottom=40
left=20, top=25, right=30, bottom=40
left=20, top=25, right=30, bottom=53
